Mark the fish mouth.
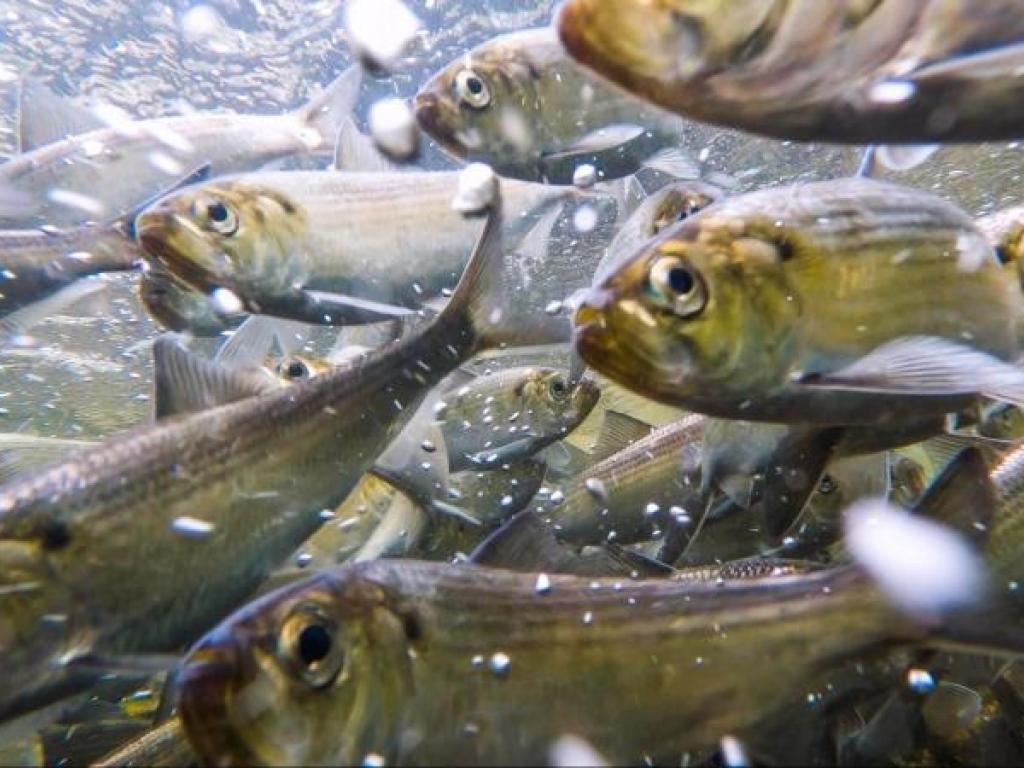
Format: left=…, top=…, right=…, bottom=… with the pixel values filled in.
left=413, top=91, right=467, bottom=159
left=178, top=640, right=262, bottom=768
left=136, top=213, right=225, bottom=296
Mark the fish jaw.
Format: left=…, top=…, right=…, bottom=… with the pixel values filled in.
left=413, top=89, right=470, bottom=162
left=177, top=636, right=263, bottom=768
left=573, top=282, right=695, bottom=408
left=136, top=206, right=235, bottom=297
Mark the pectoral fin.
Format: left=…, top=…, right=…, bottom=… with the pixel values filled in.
left=799, top=337, right=1024, bottom=407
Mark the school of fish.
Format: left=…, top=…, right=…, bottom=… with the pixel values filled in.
left=2, top=0, right=1024, bottom=765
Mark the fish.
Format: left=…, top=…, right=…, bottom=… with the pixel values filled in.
left=593, top=180, right=724, bottom=286
left=0, top=68, right=362, bottom=228
left=0, top=225, right=137, bottom=319
left=135, top=170, right=580, bottom=326
left=175, top=553, right=1023, bottom=766
left=977, top=205, right=1024, bottom=291
left=544, top=414, right=706, bottom=547
left=414, top=27, right=700, bottom=184
left=137, top=261, right=242, bottom=337
left=556, top=0, right=1024, bottom=144
left=437, top=367, right=599, bottom=471
left=574, top=177, right=1024, bottom=426
left=0, top=179, right=509, bottom=724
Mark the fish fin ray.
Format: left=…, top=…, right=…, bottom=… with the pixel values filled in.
left=153, top=334, right=274, bottom=419
left=640, top=147, right=701, bottom=180
left=800, top=337, right=1024, bottom=406
left=297, top=65, right=362, bottom=151
left=588, top=410, right=653, bottom=464
left=17, top=77, right=105, bottom=152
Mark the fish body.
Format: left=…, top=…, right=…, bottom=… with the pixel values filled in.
left=557, top=0, right=1024, bottom=144
left=0, top=194, right=506, bottom=723
left=546, top=414, right=705, bottom=546
left=176, top=560, right=966, bottom=766
left=0, top=226, right=137, bottom=317
left=575, top=178, right=1024, bottom=425
left=137, top=170, right=572, bottom=324
left=414, top=28, right=693, bottom=183
left=1, top=68, right=360, bottom=229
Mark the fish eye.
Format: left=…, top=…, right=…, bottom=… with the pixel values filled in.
left=548, top=375, right=569, bottom=401
left=281, top=606, right=344, bottom=689
left=195, top=197, right=239, bottom=237
left=278, top=358, right=311, bottom=381
left=818, top=475, right=837, bottom=495
left=647, top=256, right=707, bottom=318
left=455, top=69, right=492, bottom=110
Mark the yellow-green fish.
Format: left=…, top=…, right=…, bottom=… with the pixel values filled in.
left=414, top=28, right=699, bottom=184
left=557, top=0, right=1024, bottom=144
left=176, top=557, right=1022, bottom=766
left=574, top=178, right=1024, bottom=426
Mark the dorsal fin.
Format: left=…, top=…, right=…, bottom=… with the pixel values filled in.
left=589, top=410, right=653, bottom=464
left=912, top=447, right=996, bottom=547
left=153, top=335, right=276, bottom=419
left=17, top=77, right=105, bottom=152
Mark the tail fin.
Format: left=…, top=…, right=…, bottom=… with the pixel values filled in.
left=296, top=65, right=362, bottom=151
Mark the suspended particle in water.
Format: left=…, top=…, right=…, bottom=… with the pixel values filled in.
left=535, top=573, right=552, bottom=595
left=171, top=516, right=215, bottom=539
left=369, top=98, right=420, bottom=162
left=344, top=0, right=421, bottom=71
left=489, top=652, right=511, bottom=678
left=452, top=163, right=498, bottom=214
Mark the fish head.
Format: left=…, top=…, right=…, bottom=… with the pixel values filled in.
left=135, top=182, right=310, bottom=305
left=574, top=218, right=800, bottom=406
left=414, top=37, right=542, bottom=169
left=557, top=0, right=783, bottom=108
left=519, top=367, right=601, bottom=440
left=178, top=567, right=414, bottom=766
left=272, top=355, right=333, bottom=385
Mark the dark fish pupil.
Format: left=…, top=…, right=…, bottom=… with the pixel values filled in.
left=467, top=77, right=483, bottom=95
left=298, top=624, right=332, bottom=666
left=668, top=267, right=694, bottom=295
left=207, top=202, right=229, bottom=223
left=287, top=361, right=307, bottom=379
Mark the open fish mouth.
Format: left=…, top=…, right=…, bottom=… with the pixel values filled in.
left=136, top=214, right=229, bottom=296
left=412, top=91, right=469, bottom=159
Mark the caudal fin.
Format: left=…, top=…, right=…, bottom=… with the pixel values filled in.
left=296, top=65, right=362, bottom=151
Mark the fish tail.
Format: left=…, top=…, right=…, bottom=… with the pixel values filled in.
left=296, top=65, right=362, bottom=150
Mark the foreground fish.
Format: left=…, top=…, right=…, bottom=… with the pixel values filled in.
left=1, top=68, right=361, bottom=228
left=575, top=178, right=1024, bottom=425
left=138, top=262, right=242, bottom=337
left=176, top=554, right=1018, bottom=766
left=414, top=28, right=697, bottom=184
left=136, top=170, right=577, bottom=325
left=0, top=183, right=508, bottom=723
left=557, top=0, right=1024, bottom=144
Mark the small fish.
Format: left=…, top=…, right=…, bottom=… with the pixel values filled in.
left=1, top=68, right=362, bottom=228
left=544, top=414, right=705, bottom=547
left=0, top=179, right=509, bottom=724
left=135, top=170, right=577, bottom=326
left=438, top=367, right=599, bottom=471
left=176, top=553, right=1023, bottom=766
left=593, top=179, right=724, bottom=286
left=557, top=0, right=1024, bottom=144
left=414, top=27, right=700, bottom=184
left=574, top=178, right=1024, bottom=426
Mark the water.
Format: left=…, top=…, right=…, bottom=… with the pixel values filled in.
left=2, top=1, right=1024, bottom=765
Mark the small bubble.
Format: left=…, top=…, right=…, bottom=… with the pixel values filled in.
left=906, top=668, right=936, bottom=695
left=644, top=502, right=660, bottom=517
left=720, top=735, right=749, bottom=768
left=573, top=164, right=597, bottom=189
left=573, top=205, right=598, bottom=234
left=545, top=300, right=563, bottom=316
left=489, top=652, right=511, bottom=678
left=362, top=754, right=386, bottom=768
left=171, top=516, right=215, bottom=539
left=296, top=552, right=313, bottom=568
left=581, top=611, right=593, bottom=625
left=584, top=477, right=608, bottom=502
left=549, top=490, right=565, bottom=505
left=535, top=573, right=552, bottom=595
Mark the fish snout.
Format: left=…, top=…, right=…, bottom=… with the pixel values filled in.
left=413, top=91, right=443, bottom=135
left=178, top=635, right=257, bottom=767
